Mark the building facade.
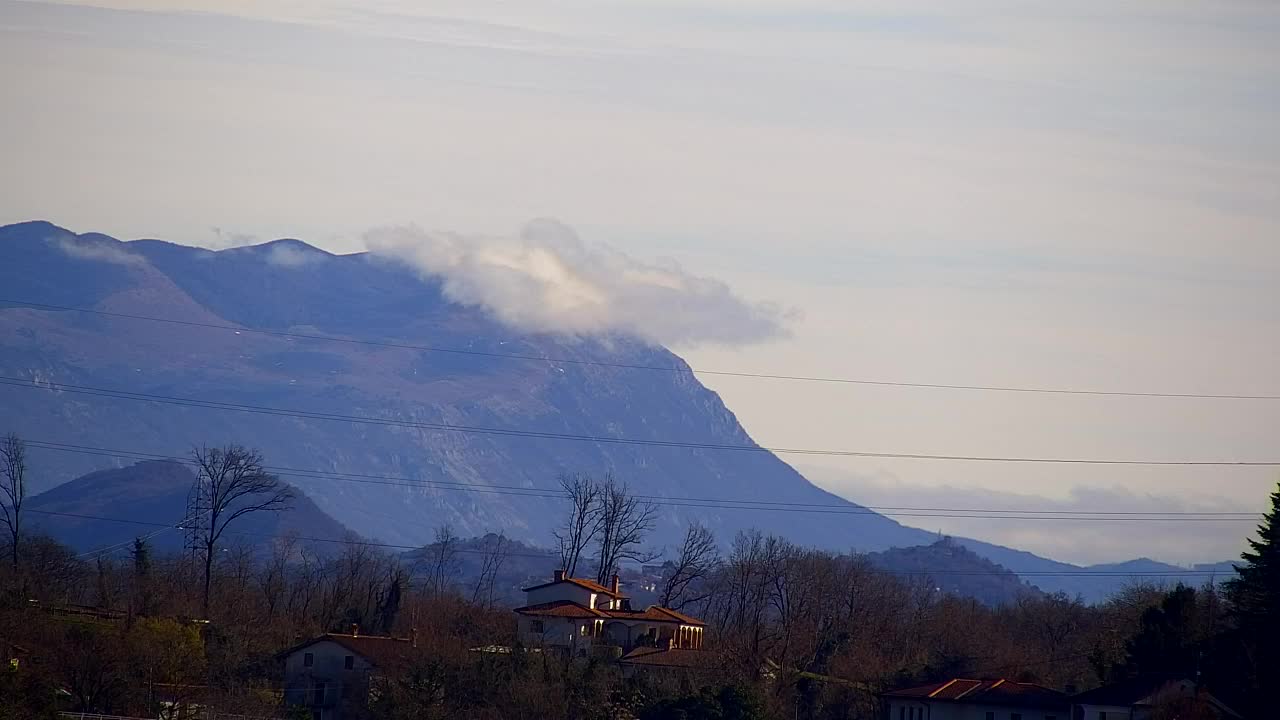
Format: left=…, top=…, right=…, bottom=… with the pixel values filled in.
left=515, top=570, right=706, bottom=657
left=279, top=629, right=414, bottom=720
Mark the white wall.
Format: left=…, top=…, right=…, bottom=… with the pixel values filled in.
left=518, top=615, right=589, bottom=649
left=885, top=699, right=1068, bottom=720
left=282, top=640, right=376, bottom=720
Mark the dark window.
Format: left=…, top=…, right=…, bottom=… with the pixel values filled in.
left=313, top=682, right=326, bottom=705
left=986, top=713, right=995, bottom=720
left=1047, top=716, right=1057, bottom=720
left=530, top=620, right=544, bottom=633
left=344, top=655, right=354, bottom=670
left=899, top=708, right=905, bottom=720
left=303, top=652, right=314, bottom=668
left=342, top=683, right=351, bottom=699
left=1099, top=714, right=1108, bottom=720
left=1011, top=714, right=1022, bottom=720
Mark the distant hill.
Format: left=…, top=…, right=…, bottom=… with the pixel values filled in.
left=26, top=460, right=354, bottom=554
left=868, top=539, right=1041, bottom=606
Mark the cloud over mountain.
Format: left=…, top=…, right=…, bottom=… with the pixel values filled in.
left=50, top=235, right=144, bottom=266
left=365, top=219, right=791, bottom=346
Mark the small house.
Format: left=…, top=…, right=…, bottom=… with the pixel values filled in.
left=515, top=570, right=706, bottom=659
left=882, top=678, right=1070, bottom=720
left=278, top=626, right=415, bottom=720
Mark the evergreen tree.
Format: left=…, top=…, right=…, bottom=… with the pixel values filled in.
left=1223, top=482, right=1280, bottom=712
left=130, top=537, right=151, bottom=580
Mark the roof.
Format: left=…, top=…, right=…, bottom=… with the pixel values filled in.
left=277, top=633, right=415, bottom=668
left=1071, top=675, right=1183, bottom=707
left=1070, top=675, right=1239, bottom=718
left=515, top=600, right=608, bottom=619
left=522, top=576, right=624, bottom=598
left=619, top=647, right=713, bottom=669
left=515, top=600, right=706, bottom=626
left=601, top=606, right=706, bottom=626
left=883, top=679, right=1068, bottom=710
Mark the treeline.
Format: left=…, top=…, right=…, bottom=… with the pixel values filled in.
left=0, top=439, right=1276, bottom=719
left=0, top=527, right=1265, bottom=719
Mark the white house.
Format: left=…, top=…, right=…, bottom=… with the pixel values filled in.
left=1070, top=676, right=1242, bottom=720
left=881, top=678, right=1070, bottom=720
left=279, top=627, right=415, bottom=720
left=515, top=570, right=706, bottom=658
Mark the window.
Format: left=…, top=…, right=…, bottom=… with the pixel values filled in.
left=303, top=652, right=314, bottom=668
left=313, top=681, right=326, bottom=705
left=1099, top=714, right=1108, bottom=720
left=343, top=655, right=354, bottom=670
left=899, top=707, right=905, bottom=720
left=1011, top=714, right=1022, bottom=720
left=530, top=620, right=544, bottom=633
left=986, top=713, right=995, bottom=720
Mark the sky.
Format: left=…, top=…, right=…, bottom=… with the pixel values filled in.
left=2, top=0, right=1278, bottom=565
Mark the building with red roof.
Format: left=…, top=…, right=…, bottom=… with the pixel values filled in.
left=882, top=678, right=1069, bottom=720
left=515, top=569, right=706, bottom=658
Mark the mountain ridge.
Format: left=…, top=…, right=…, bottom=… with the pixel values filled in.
left=0, top=221, right=1234, bottom=601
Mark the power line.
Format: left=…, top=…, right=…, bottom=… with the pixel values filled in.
left=5, top=376, right=1279, bottom=467
left=4, top=298, right=1276, bottom=401
left=23, top=440, right=1263, bottom=522
left=24, top=509, right=1235, bottom=578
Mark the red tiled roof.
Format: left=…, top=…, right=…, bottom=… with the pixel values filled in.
left=516, top=600, right=706, bottom=625
left=619, top=647, right=713, bottom=669
left=600, top=606, right=706, bottom=626
left=515, top=600, right=607, bottom=619
left=522, top=576, right=624, bottom=597
left=277, top=633, right=415, bottom=669
left=883, top=679, right=1067, bottom=710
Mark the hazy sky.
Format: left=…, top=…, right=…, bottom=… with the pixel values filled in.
left=3, top=0, right=1278, bottom=565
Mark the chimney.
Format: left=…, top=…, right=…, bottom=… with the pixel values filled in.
left=611, top=573, right=620, bottom=595
left=554, top=569, right=565, bottom=582
left=350, top=624, right=359, bottom=637
left=409, top=628, right=418, bottom=648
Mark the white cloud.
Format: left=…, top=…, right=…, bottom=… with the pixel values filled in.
left=365, top=219, right=791, bottom=346
left=265, top=242, right=327, bottom=267
left=50, top=236, right=145, bottom=266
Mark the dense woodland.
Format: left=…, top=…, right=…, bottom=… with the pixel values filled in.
left=1, top=437, right=1277, bottom=719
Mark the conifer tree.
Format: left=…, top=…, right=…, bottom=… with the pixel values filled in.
left=1223, top=482, right=1280, bottom=711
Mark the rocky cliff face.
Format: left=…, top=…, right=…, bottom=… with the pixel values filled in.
left=0, top=221, right=936, bottom=553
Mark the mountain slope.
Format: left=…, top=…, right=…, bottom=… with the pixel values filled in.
left=0, top=221, right=1232, bottom=602
left=26, top=460, right=354, bottom=554
left=0, top=221, right=934, bottom=555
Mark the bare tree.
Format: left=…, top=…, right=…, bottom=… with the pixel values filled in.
left=190, top=444, right=293, bottom=616
left=552, top=472, right=601, bottom=577
left=426, top=524, right=460, bottom=597
left=594, top=475, right=658, bottom=585
left=472, top=532, right=509, bottom=609
left=659, top=523, right=720, bottom=609
left=1, top=432, right=27, bottom=573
